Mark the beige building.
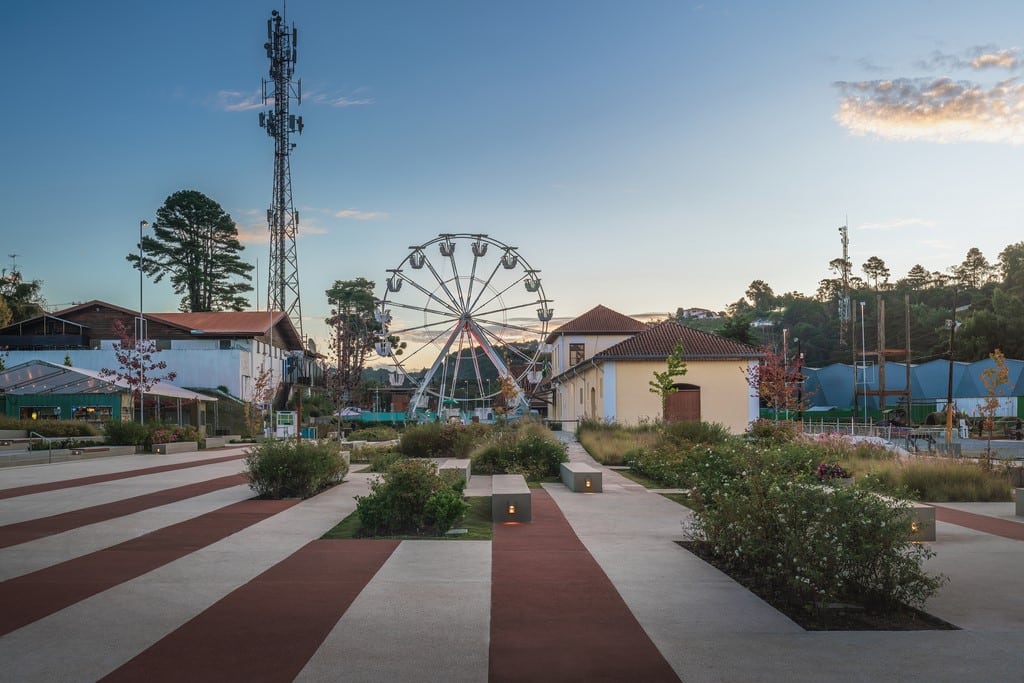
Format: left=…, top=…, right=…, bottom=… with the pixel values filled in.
left=547, top=306, right=762, bottom=434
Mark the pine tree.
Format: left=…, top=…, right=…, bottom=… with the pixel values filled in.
left=128, top=190, right=254, bottom=312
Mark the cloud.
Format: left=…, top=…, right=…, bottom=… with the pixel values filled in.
left=858, top=218, right=936, bottom=231
left=834, top=76, right=1024, bottom=144
left=305, top=88, right=375, bottom=108
left=917, top=45, right=1023, bottom=72
left=235, top=220, right=328, bottom=245
left=215, top=90, right=264, bottom=111
left=333, top=209, right=389, bottom=221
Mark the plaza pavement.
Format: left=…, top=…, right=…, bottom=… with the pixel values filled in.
left=0, top=440, right=1021, bottom=682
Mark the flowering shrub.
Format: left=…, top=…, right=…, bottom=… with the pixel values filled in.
left=816, top=462, right=850, bottom=481
left=746, top=419, right=797, bottom=443
left=687, top=459, right=945, bottom=615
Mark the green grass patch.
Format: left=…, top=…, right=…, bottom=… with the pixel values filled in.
left=577, top=420, right=659, bottom=465
left=659, top=492, right=692, bottom=507
left=322, top=496, right=493, bottom=540
left=617, top=468, right=664, bottom=489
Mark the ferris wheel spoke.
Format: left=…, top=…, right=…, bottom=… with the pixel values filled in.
left=419, top=254, right=464, bottom=312
left=388, top=316, right=461, bottom=338
left=386, top=299, right=460, bottom=320
left=467, top=258, right=504, bottom=313
left=472, top=315, right=546, bottom=337
left=475, top=323, right=537, bottom=367
left=474, top=299, right=546, bottom=320
left=390, top=273, right=462, bottom=316
left=468, top=274, right=527, bottom=316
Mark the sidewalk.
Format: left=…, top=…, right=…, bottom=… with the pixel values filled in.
left=0, top=441, right=1021, bottom=682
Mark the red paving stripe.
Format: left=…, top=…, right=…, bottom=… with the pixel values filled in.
left=932, top=505, right=1024, bottom=541
left=0, top=453, right=247, bottom=500
left=102, top=539, right=400, bottom=683
left=490, top=489, right=680, bottom=683
left=0, top=497, right=296, bottom=637
left=0, top=474, right=247, bottom=549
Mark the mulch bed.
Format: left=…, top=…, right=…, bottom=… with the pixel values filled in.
left=677, top=540, right=958, bottom=631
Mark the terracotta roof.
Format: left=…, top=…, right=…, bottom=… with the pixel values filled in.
left=595, top=321, right=762, bottom=360
left=545, top=305, right=648, bottom=343
left=148, top=311, right=287, bottom=335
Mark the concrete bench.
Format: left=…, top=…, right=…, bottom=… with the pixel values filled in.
left=492, top=474, right=531, bottom=523
left=439, top=458, right=472, bottom=483
left=560, top=462, right=602, bottom=492
left=204, top=436, right=227, bottom=449
left=153, top=441, right=198, bottom=455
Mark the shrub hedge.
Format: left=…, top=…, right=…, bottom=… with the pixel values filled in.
left=355, top=459, right=469, bottom=535
left=245, top=439, right=349, bottom=499
left=471, top=423, right=567, bottom=480
left=0, top=418, right=100, bottom=438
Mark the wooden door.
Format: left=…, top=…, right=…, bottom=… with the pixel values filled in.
left=664, top=384, right=700, bottom=423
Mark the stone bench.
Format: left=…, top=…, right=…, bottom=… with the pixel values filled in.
left=492, top=474, right=531, bottom=523
left=560, top=462, right=602, bottom=492
left=874, top=493, right=936, bottom=542
left=439, top=458, right=472, bottom=483
left=153, top=441, right=198, bottom=455
left=204, top=436, right=227, bottom=449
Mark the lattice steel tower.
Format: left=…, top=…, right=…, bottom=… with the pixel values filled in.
left=260, top=8, right=304, bottom=339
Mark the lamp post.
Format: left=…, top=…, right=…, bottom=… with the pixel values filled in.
left=139, top=219, right=149, bottom=425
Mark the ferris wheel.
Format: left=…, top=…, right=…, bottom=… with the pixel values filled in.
left=374, top=233, right=554, bottom=417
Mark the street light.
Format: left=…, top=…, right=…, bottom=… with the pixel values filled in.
left=139, top=219, right=149, bottom=425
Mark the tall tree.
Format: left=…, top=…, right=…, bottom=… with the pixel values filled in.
left=326, top=278, right=380, bottom=406
left=955, top=247, right=993, bottom=289
left=128, top=190, right=254, bottom=312
left=718, top=313, right=756, bottom=345
left=0, top=267, right=45, bottom=322
left=861, top=256, right=890, bottom=290
left=898, top=264, right=932, bottom=290
left=745, top=279, right=776, bottom=314
left=998, top=241, right=1024, bottom=295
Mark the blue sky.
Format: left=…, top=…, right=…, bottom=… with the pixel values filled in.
left=5, top=1, right=1024, bottom=349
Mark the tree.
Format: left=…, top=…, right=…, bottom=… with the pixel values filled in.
left=955, top=247, right=993, bottom=290
left=0, top=296, right=10, bottom=328
left=898, top=264, right=932, bottom=290
left=129, top=190, right=254, bottom=312
left=245, top=363, right=275, bottom=437
left=998, top=242, right=1024, bottom=295
left=744, top=345, right=803, bottom=422
left=649, top=342, right=688, bottom=413
left=99, top=319, right=177, bottom=422
left=745, top=280, right=776, bottom=314
left=0, top=267, right=45, bottom=322
left=862, top=256, right=890, bottom=290
left=718, top=313, right=755, bottom=345
left=326, top=278, right=381, bottom=407
left=979, top=349, right=1010, bottom=457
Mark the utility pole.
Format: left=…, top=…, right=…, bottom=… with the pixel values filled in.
left=260, top=8, right=305, bottom=341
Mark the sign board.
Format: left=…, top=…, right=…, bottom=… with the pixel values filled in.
left=276, top=410, right=297, bottom=438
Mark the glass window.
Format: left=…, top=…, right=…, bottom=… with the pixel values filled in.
left=569, top=343, right=585, bottom=367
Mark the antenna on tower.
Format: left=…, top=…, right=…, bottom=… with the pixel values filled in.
left=837, top=223, right=850, bottom=347
left=259, top=7, right=305, bottom=340
left=7, top=254, right=20, bottom=273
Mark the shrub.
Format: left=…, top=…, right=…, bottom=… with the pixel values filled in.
left=350, top=426, right=401, bottom=442
left=746, top=419, right=797, bottom=443
left=577, top=419, right=660, bottom=465
left=144, top=423, right=205, bottom=451
left=245, top=439, right=349, bottom=499
left=0, top=418, right=100, bottom=438
left=662, top=420, right=731, bottom=446
left=398, top=422, right=489, bottom=458
left=103, top=420, right=149, bottom=446
left=687, top=457, right=945, bottom=615
left=471, top=424, right=567, bottom=480
left=368, top=447, right=404, bottom=472
left=355, top=459, right=468, bottom=536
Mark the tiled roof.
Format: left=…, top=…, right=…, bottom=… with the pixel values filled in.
left=546, top=305, right=648, bottom=343
left=595, top=321, right=762, bottom=360
left=148, top=311, right=286, bottom=335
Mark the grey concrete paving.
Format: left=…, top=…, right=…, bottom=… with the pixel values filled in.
left=2, top=441, right=1024, bottom=682
left=297, top=540, right=491, bottom=683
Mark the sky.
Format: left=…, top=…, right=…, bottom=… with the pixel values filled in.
left=5, top=0, right=1024, bottom=354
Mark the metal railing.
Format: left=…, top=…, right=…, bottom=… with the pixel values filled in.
left=30, top=431, right=55, bottom=464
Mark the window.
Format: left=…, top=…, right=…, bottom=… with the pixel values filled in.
left=569, top=343, right=585, bottom=367
left=219, top=339, right=232, bottom=350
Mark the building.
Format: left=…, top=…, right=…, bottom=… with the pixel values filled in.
left=0, top=301, right=307, bottom=403
left=0, top=359, right=215, bottom=428
left=547, top=306, right=762, bottom=433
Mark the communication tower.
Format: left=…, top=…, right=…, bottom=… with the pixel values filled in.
left=837, top=225, right=850, bottom=347
left=259, top=8, right=304, bottom=339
